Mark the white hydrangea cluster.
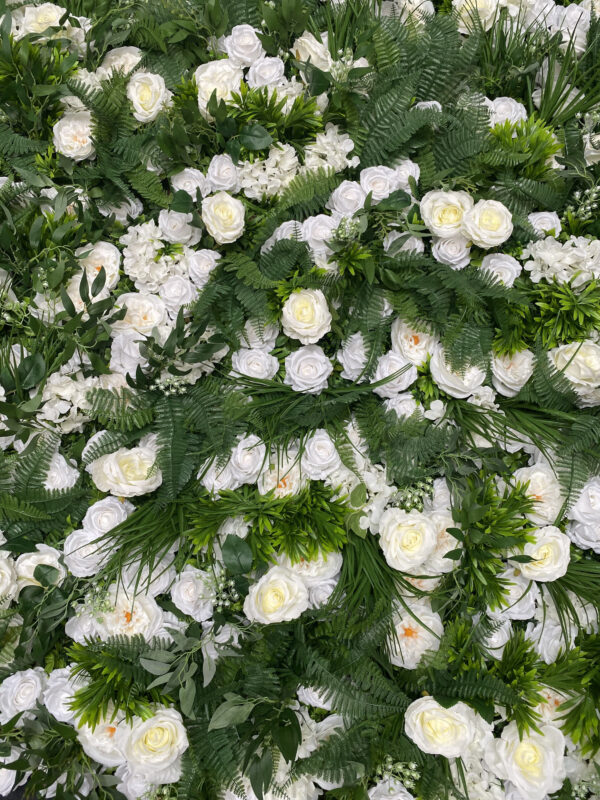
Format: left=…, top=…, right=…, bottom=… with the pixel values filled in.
left=521, top=235, right=600, bottom=286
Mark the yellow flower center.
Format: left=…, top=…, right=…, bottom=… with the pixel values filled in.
left=514, top=741, right=543, bottom=779
left=143, top=725, right=172, bottom=752
left=261, top=586, right=285, bottom=614
left=480, top=209, right=502, bottom=231
left=437, top=205, right=462, bottom=225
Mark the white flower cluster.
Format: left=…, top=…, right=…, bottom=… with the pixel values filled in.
left=521, top=235, right=600, bottom=286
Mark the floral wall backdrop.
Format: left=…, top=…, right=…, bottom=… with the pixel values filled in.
left=1, top=0, right=600, bottom=798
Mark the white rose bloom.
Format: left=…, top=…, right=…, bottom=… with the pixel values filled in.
left=388, top=600, right=443, bottom=669
left=75, top=241, right=121, bottom=290
left=431, top=235, right=471, bottom=269
left=278, top=551, right=343, bottom=588
left=483, top=616, right=512, bottom=659
left=170, top=565, right=216, bottom=621
left=110, top=331, right=148, bottom=376
left=488, top=566, right=540, bottom=620
left=384, top=393, right=420, bottom=419
left=241, top=320, right=279, bottom=350
left=291, top=32, right=332, bottom=72
left=186, top=248, right=221, bottom=288
left=44, top=450, right=79, bottom=490
left=97, top=46, right=142, bottom=78
left=111, top=292, right=168, bottom=336
left=372, top=351, right=418, bottom=398
left=206, top=154, right=240, bottom=193
left=282, top=289, right=332, bottom=345
left=21, top=3, right=65, bottom=35
left=0, top=553, right=18, bottom=605
left=98, top=196, right=144, bottom=224
left=584, top=132, right=600, bottom=166
left=383, top=231, right=425, bottom=254
left=391, top=320, right=438, bottom=367
left=0, top=748, right=19, bottom=795
left=231, top=348, right=279, bottom=379
left=337, top=331, right=368, bottom=381
left=124, top=708, right=188, bottom=783
left=394, top=159, right=420, bottom=192
left=0, top=667, right=47, bottom=724
left=229, top=434, right=266, bottom=485
left=257, top=450, right=308, bottom=497
left=513, top=463, right=563, bottom=524
left=86, top=444, right=162, bottom=497
left=127, top=72, right=171, bottom=122
left=159, top=275, right=197, bottom=316
left=360, top=166, right=401, bottom=203
left=549, top=340, right=600, bottom=405
left=53, top=112, right=95, bottom=161
left=487, top=96, right=527, bottom=127
left=461, top=200, right=513, bottom=249
left=96, top=585, right=164, bottom=641
left=63, top=528, right=108, bottom=577
left=195, top=59, right=243, bottom=119
left=158, top=210, right=201, bottom=246
left=297, top=686, right=333, bottom=710
left=429, top=348, right=486, bottom=398
left=244, top=566, right=309, bottom=624
left=480, top=253, right=522, bottom=286
left=246, top=56, right=286, bottom=88
left=567, top=519, right=600, bottom=554
left=379, top=508, right=437, bottom=572
left=528, top=210, right=562, bottom=236
left=202, top=192, right=245, bottom=244
left=42, top=667, right=79, bottom=723
left=454, top=0, right=500, bottom=32
left=115, top=765, right=154, bottom=800
left=301, top=429, right=341, bottom=480
left=199, top=458, right=238, bottom=495
left=326, top=181, right=367, bottom=217
left=520, top=525, right=570, bottom=582
left=301, top=214, right=338, bottom=255
left=420, top=190, right=474, bottom=237
left=120, top=551, right=176, bottom=599
left=78, top=712, right=128, bottom=767
left=15, top=544, right=66, bottom=592
left=404, top=696, right=485, bottom=758
left=224, top=24, right=265, bottom=66
left=569, top=477, right=600, bottom=525
left=368, top=777, right=414, bottom=800
left=485, top=721, right=566, bottom=800
left=83, top=496, right=134, bottom=537
left=171, top=168, right=210, bottom=199
left=284, top=345, right=332, bottom=394
left=491, top=349, right=534, bottom=397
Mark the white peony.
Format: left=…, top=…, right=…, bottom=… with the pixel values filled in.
left=95, top=584, right=165, bottom=641
left=170, top=565, right=216, bottom=622
left=244, top=566, right=309, bottom=624
left=223, top=24, right=265, bottom=66
left=281, top=289, right=332, bottom=345
left=429, top=348, right=486, bottom=398
left=75, top=241, right=121, bottom=290
left=388, top=600, right=443, bottom=669
left=480, top=253, right=522, bottom=286
left=111, top=292, right=168, bottom=336
left=257, top=450, right=308, bottom=498
left=372, top=351, right=418, bottom=398
left=0, top=667, right=47, bottom=724
left=513, top=462, right=563, bottom=524
left=195, top=60, right=243, bottom=118
left=284, top=345, right=333, bottom=394
left=86, top=444, right=162, bottom=497
left=78, top=712, right=128, bottom=767
left=378, top=507, right=437, bottom=572
left=53, top=112, right=95, bottom=161
left=124, top=708, right=189, bottom=783
left=491, top=349, right=534, bottom=397
left=391, top=320, right=438, bottom=366
left=420, top=190, right=474, bottom=237
left=127, top=72, right=171, bottom=122
left=461, top=200, right=513, bottom=249
left=404, top=696, right=486, bottom=757
left=202, top=192, right=245, bottom=244
left=520, top=525, right=570, bottom=581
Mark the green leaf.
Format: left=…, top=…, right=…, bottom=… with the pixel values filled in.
left=179, top=678, right=196, bottom=717
left=208, top=697, right=255, bottom=731
left=140, top=658, right=172, bottom=676
left=248, top=747, right=273, bottom=800
left=17, top=353, right=46, bottom=390
left=239, top=123, right=272, bottom=151
left=33, top=564, right=59, bottom=588
left=221, top=534, right=253, bottom=575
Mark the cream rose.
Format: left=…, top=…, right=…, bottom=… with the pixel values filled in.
left=404, top=697, right=483, bottom=758
left=378, top=507, right=437, bottom=572
left=53, top=112, right=95, bottom=161
left=21, top=3, right=65, bottom=35
left=281, top=289, right=332, bottom=345
left=461, top=199, right=513, bottom=249
left=195, top=59, right=243, bottom=118
left=127, top=72, right=172, bottom=122
left=420, top=190, right=474, bottom=237
left=520, top=525, right=570, bottom=581
left=243, top=565, right=309, bottom=624
left=491, top=349, right=534, bottom=397
left=202, top=192, right=245, bottom=244
left=124, top=708, right=189, bottom=782
left=86, top=444, right=162, bottom=497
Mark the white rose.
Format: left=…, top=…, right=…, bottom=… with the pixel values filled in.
left=388, top=600, right=443, bottom=669
left=528, top=210, right=561, bottom=235
left=171, top=168, right=210, bottom=199
left=244, top=565, right=309, bottom=624
left=98, top=196, right=144, bottom=224
left=195, top=60, right=243, bottom=118
left=202, top=192, right=245, bottom=244
left=454, top=0, right=500, bottom=32
left=241, top=320, right=279, bottom=350
left=383, top=231, right=425, bottom=255
left=301, top=214, right=338, bottom=255
left=199, top=459, right=238, bottom=495
left=404, top=696, right=484, bottom=758
left=278, top=551, right=342, bottom=588
left=206, top=154, right=240, bottom=193
left=15, top=544, right=66, bottom=592
left=483, top=616, right=512, bottom=659
left=429, top=348, right=486, bottom=398
left=379, top=508, right=437, bottom=572
left=461, top=200, right=513, bottom=249
left=53, top=112, right=95, bottom=161
left=0, top=748, right=19, bottom=795
left=110, top=331, right=148, bottom=376
left=360, top=166, right=401, bottom=203
left=86, top=445, right=162, bottom=497
left=229, top=434, right=266, bottom=484
left=513, top=463, right=563, bottom=524
left=63, top=528, right=108, bottom=577
left=96, top=585, right=164, bottom=640
left=369, top=777, right=414, bottom=800
left=21, top=3, right=64, bottom=35
left=487, top=96, right=527, bottom=127
left=257, top=450, right=308, bottom=497
left=384, top=393, right=420, bottom=419
left=485, top=721, right=566, bottom=800
left=42, top=667, right=79, bottom=723
left=297, top=686, right=333, bottom=710
left=83, top=497, right=135, bottom=536
left=115, top=765, right=154, bottom=800
left=569, top=477, right=600, bottom=525
left=550, top=340, right=600, bottom=403
left=281, top=289, right=332, bottom=344
left=75, top=241, right=121, bottom=290
left=246, top=56, right=286, bottom=88
left=78, top=712, right=128, bottom=767
left=301, top=429, right=341, bottom=480
left=171, top=565, right=216, bottom=621
left=186, top=248, right=221, bottom=288
left=284, top=345, right=333, bottom=394
left=127, top=72, right=171, bottom=122
left=291, top=32, right=332, bottom=72
left=567, top=519, right=600, bottom=553
left=394, top=159, right=420, bottom=192
left=420, top=190, right=474, bottom=237
left=337, top=332, right=367, bottom=381
left=527, top=618, right=570, bottom=664
left=120, top=551, right=176, bottom=598
left=390, top=320, right=438, bottom=367
left=480, top=253, right=522, bottom=286
left=124, top=708, right=188, bottom=783
left=111, top=292, right=168, bottom=336
left=431, top=235, right=471, bottom=269
left=584, top=132, right=600, bottom=165
left=520, top=525, right=570, bottom=581
left=159, top=275, right=197, bottom=316
left=326, top=181, right=366, bottom=216
left=224, top=24, right=265, bottom=66
left=231, top=348, right=279, bottom=379
left=491, top=349, right=534, bottom=397
left=489, top=566, right=540, bottom=620
left=0, top=667, right=47, bottom=724
left=0, top=553, right=18, bottom=605
left=158, top=210, right=201, bottom=246
left=372, top=351, right=418, bottom=398
left=97, top=46, right=142, bottom=78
